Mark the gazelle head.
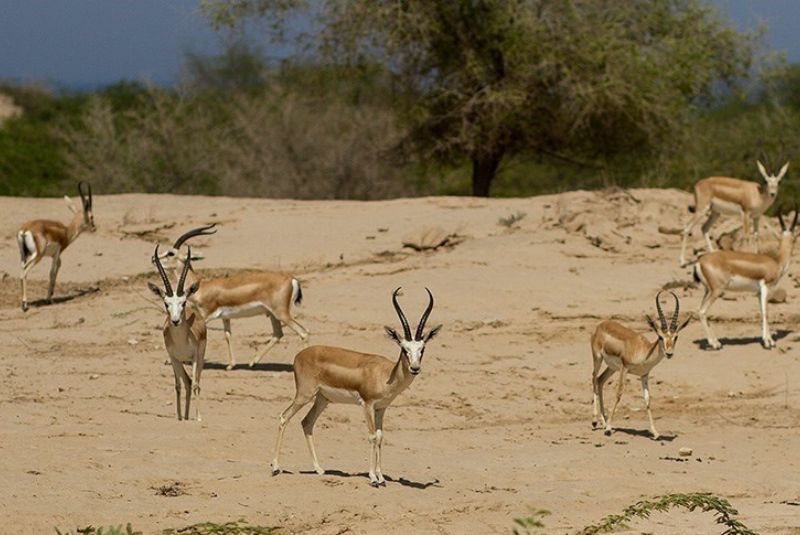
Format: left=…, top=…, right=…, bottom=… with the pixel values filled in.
left=65, top=182, right=95, bottom=232
left=385, top=287, right=442, bottom=375
left=777, top=203, right=800, bottom=238
left=645, top=291, right=690, bottom=359
left=158, top=224, right=217, bottom=268
left=148, top=244, right=200, bottom=326
left=757, top=160, right=789, bottom=200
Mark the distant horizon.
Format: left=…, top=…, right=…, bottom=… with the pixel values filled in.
left=0, top=0, right=798, bottom=90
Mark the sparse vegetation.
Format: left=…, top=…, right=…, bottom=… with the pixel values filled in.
left=512, top=493, right=759, bottom=535
left=55, top=521, right=280, bottom=535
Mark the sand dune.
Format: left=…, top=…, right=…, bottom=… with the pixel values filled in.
left=1, top=190, right=798, bottom=534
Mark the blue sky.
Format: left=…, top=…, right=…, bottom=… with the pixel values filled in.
left=0, top=0, right=796, bottom=89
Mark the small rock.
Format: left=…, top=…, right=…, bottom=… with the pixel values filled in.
left=127, top=338, right=139, bottom=346
left=89, top=374, right=99, bottom=380
left=678, top=447, right=693, bottom=457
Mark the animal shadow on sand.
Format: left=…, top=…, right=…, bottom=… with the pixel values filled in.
left=27, top=287, right=100, bottom=309
left=204, top=362, right=293, bottom=372
left=692, top=329, right=791, bottom=350
left=609, top=427, right=677, bottom=442
left=300, top=469, right=441, bottom=489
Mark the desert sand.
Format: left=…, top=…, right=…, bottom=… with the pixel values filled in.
left=0, top=190, right=799, bottom=534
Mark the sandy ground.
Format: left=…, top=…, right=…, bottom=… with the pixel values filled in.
left=1, top=190, right=799, bottom=534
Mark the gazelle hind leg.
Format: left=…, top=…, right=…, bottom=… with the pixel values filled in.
left=759, top=280, right=774, bottom=349
left=595, top=367, right=615, bottom=429
left=605, top=367, right=627, bottom=435
left=223, top=319, right=236, bottom=370
left=20, top=256, right=38, bottom=312
left=301, top=395, right=329, bottom=475
left=271, top=393, right=314, bottom=475
left=251, top=313, right=283, bottom=367
left=698, top=286, right=723, bottom=350
left=641, top=375, right=659, bottom=439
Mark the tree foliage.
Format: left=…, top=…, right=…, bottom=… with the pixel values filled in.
left=202, top=0, right=761, bottom=196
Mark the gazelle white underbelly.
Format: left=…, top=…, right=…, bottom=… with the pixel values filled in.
left=710, top=199, right=744, bottom=216
left=727, top=275, right=760, bottom=292
left=318, top=385, right=362, bottom=405
left=206, top=302, right=268, bottom=321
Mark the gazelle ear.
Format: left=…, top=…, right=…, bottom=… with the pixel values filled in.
left=186, top=281, right=200, bottom=297
left=64, top=195, right=78, bottom=214
left=645, top=314, right=659, bottom=333
left=147, top=282, right=163, bottom=298
left=777, top=161, right=790, bottom=181
left=424, top=324, right=443, bottom=342
left=757, top=160, right=769, bottom=180
left=677, top=316, right=692, bottom=332
left=385, top=326, right=402, bottom=344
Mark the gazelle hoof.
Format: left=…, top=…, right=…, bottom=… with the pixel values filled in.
left=315, top=468, right=325, bottom=475
left=21, top=302, right=28, bottom=312
left=604, top=429, right=612, bottom=436
left=651, top=433, right=660, bottom=441
left=271, top=467, right=282, bottom=476
left=370, top=480, right=381, bottom=488
left=226, top=364, right=235, bottom=371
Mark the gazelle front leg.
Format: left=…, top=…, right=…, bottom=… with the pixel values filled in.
left=680, top=212, right=705, bottom=267
left=362, top=402, right=381, bottom=487
left=758, top=280, right=775, bottom=349
left=169, top=358, right=190, bottom=421
left=593, top=367, right=614, bottom=429
left=191, top=347, right=205, bottom=421
left=605, top=366, right=627, bottom=436
left=641, top=375, right=659, bottom=440
left=374, top=408, right=386, bottom=486
left=223, top=319, right=236, bottom=370
left=47, top=246, right=62, bottom=302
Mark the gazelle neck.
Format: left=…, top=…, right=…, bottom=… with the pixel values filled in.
left=387, top=352, right=416, bottom=394
left=65, top=210, right=86, bottom=245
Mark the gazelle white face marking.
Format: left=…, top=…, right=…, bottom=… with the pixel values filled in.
left=399, top=339, right=426, bottom=374
left=164, top=293, right=190, bottom=326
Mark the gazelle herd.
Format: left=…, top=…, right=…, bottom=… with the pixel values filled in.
left=13, top=158, right=796, bottom=486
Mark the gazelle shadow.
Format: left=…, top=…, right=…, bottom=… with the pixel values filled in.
left=611, top=427, right=677, bottom=442
left=693, top=329, right=791, bottom=350
left=204, top=362, right=293, bottom=372
left=27, top=287, right=100, bottom=309
left=301, top=469, right=441, bottom=489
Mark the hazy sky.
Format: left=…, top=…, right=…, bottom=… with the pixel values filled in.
left=0, top=0, right=797, bottom=89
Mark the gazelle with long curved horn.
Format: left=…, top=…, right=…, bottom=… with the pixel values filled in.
left=16, top=182, right=96, bottom=311
left=148, top=245, right=207, bottom=421
left=694, top=204, right=799, bottom=350
left=271, top=287, right=442, bottom=487
left=159, top=224, right=309, bottom=370
left=679, top=160, right=789, bottom=267
left=591, top=291, right=691, bottom=439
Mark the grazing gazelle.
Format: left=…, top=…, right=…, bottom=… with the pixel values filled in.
left=271, top=287, right=442, bottom=487
left=16, top=182, right=95, bottom=311
left=148, top=245, right=207, bottom=421
left=159, top=224, right=309, bottom=370
left=694, top=205, right=798, bottom=351
left=679, top=160, right=790, bottom=267
left=591, top=291, right=690, bottom=439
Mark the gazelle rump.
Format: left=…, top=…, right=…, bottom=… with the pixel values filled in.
left=694, top=205, right=798, bottom=350
left=679, top=160, right=789, bottom=266
left=160, top=225, right=309, bottom=370
left=271, top=287, right=442, bottom=487
left=17, top=182, right=95, bottom=311
left=148, top=245, right=207, bottom=421
left=591, top=291, right=690, bottom=439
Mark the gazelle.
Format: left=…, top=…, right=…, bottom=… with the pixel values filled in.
left=679, top=160, right=790, bottom=267
left=148, top=245, right=207, bottom=421
left=694, top=205, right=798, bottom=350
left=159, top=225, right=309, bottom=370
left=16, top=182, right=95, bottom=311
left=591, top=291, right=690, bottom=439
left=271, top=287, right=442, bottom=487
